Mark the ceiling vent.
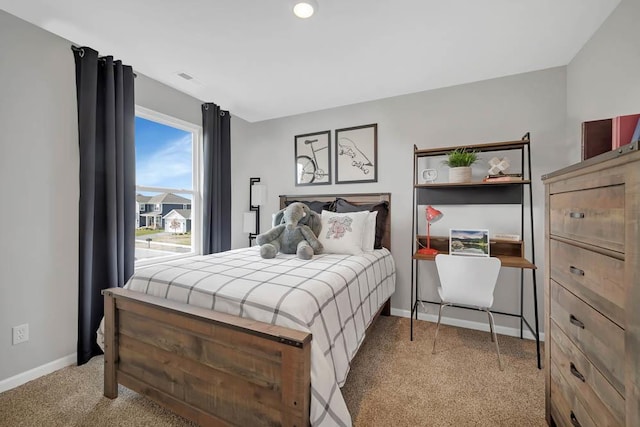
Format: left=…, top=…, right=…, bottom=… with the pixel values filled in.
left=177, top=72, right=194, bottom=81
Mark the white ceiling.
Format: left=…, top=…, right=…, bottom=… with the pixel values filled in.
left=1, top=0, right=620, bottom=122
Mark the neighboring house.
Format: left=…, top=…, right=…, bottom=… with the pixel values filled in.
left=135, top=194, right=151, bottom=228
left=137, top=193, right=191, bottom=229
left=163, top=209, right=192, bottom=234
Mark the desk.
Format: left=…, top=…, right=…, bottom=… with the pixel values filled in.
left=410, top=236, right=541, bottom=369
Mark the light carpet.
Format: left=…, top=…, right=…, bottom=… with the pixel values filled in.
left=0, top=316, right=544, bottom=426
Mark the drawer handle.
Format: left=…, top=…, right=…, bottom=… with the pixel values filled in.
left=569, top=266, right=585, bottom=276
left=570, top=362, right=586, bottom=382
left=570, top=411, right=582, bottom=427
left=569, top=314, right=585, bottom=329
left=569, top=212, right=585, bottom=219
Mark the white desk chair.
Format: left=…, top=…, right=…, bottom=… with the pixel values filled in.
left=432, top=254, right=504, bottom=370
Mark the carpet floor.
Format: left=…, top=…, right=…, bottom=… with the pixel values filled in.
left=0, top=316, right=544, bottom=426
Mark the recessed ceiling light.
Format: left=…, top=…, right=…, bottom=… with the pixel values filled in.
left=293, top=0, right=317, bottom=19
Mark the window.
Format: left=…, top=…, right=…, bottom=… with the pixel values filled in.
left=134, top=106, right=201, bottom=264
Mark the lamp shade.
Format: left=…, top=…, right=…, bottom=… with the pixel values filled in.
left=243, top=211, right=257, bottom=234
left=426, top=205, right=443, bottom=223
left=417, top=206, right=444, bottom=256
left=251, top=184, right=267, bottom=206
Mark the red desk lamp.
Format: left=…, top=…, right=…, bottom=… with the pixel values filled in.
left=417, top=205, right=443, bottom=255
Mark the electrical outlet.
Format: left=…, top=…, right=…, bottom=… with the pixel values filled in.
left=12, top=323, right=29, bottom=345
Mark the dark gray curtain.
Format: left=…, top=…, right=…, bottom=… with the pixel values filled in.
left=73, top=46, right=136, bottom=365
left=202, top=103, right=231, bottom=254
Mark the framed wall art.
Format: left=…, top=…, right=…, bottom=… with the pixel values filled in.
left=294, top=130, right=331, bottom=186
left=335, top=123, right=377, bottom=184
left=449, top=229, right=490, bottom=257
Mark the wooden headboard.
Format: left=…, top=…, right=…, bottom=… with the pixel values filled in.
left=279, top=193, right=391, bottom=251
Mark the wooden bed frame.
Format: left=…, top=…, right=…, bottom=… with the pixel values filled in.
left=102, top=193, right=392, bottom=426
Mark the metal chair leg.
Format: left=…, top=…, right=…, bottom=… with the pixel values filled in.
left=486, top=309, right=504, bottom=371
left=432, top=303, right=446, bottom=354
left=488, top=310, right=495, bottom=342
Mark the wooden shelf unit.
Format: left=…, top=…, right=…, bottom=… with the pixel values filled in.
left=410, top=132, right=541, bottom=369
left=413, top=138, right=530, bottom=157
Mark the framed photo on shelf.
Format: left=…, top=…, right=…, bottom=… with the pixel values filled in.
left=449, top=229, right=490, bottom=257
left=294, top=130, right=331, bottom=186
left=335, top=123, right=377, bottom=184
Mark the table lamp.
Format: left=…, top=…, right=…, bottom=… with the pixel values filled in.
left=417, top=205, right=443, bottom=255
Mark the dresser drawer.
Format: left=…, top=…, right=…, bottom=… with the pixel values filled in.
left=550, top=369, right=598, bottom=427
left=550, top=239, right=625, bottom=328
left=550, top=320, right=625, bottom=426
left=549, top=185, right=625, bottom=253
left=550, top=280, right=625, bottom=395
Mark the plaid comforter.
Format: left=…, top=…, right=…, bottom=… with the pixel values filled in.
left=122, top=246, right=396, bottom=427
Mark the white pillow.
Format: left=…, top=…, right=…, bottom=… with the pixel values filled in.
left=362, top=211, right=378, bottom=252
left=319, top=210, right=369, bottom=255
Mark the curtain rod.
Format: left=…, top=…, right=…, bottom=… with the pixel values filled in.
left=71, top=46, right=137, bottom=78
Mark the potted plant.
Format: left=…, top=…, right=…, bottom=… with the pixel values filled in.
left=443, top=148, right=478, bottom=183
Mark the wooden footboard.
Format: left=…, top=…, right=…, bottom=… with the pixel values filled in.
left=102, top=192, right=393, bottom=426
left=102, top=287, right=312, bottom=427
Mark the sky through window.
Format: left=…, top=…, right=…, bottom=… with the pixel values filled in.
left=135, top=116, right=192, bottom=191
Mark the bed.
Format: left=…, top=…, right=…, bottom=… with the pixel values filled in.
left=101, top=193, right=394, bottom=427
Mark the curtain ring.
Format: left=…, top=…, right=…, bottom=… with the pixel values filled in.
left=204, top=104, right=209, bottom=110
left=79, top=48, right=85, bottom=58
left=220, top=111, right=225, bottom=116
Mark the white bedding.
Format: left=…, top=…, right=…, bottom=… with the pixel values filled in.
left=98, top=246, right=395, bottom=427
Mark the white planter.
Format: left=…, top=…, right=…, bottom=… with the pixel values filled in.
left=448, top=166, right=472, bottom=183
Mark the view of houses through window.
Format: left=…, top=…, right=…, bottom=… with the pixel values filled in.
left=135, top=108, right=200, bottom=263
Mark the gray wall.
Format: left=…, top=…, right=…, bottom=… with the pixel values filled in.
left=2, top=0, right=638, bottom=382
left=0, top=10, right=204, bottom=382
left=0, top=9, right=78, bottom=382
left=566, top=0, right=640, bottom=157
left=135, top=72, right=202, bottom=126
left=231, top=67, right=568, bottom=333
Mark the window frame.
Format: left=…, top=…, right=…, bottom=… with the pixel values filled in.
left=134, top=105, right=202, bottom=267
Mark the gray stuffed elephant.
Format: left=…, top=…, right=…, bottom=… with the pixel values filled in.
left=256, top=202, right=323, bottom=260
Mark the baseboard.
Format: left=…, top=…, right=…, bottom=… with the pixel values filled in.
left=390, top=308, right=545, bottom=342
left=0, top=353, right=76, bottom=394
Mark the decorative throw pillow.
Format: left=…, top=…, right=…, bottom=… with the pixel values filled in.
left=362, top=211, right=378, bottom=252
left=319, top=210, right=369, bottom=255
left=285, top=200, right=335, bottom=214
left=334, top=198, right=389, bottom=249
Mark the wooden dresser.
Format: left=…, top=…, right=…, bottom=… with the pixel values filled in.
left=542, top=145, right=640, bottom=427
